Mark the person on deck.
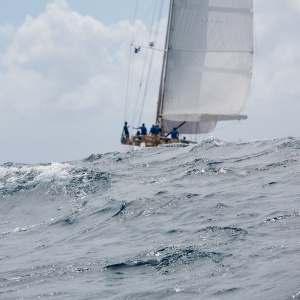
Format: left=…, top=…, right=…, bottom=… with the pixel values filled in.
left=149, top=125, right=157, bottom=136
left=149, top=124, right=161, bottom=146
left=181, top=137, right=189, bottom=144
left=170, top=128, right=179, bottom=142
left=134, top=123, right=147, bottom=135
left=155, top=125, right=161, bottom=136
left=123, top=122, right=130, bottom=138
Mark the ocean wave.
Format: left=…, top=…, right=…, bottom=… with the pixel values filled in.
left=1, top=137, right=300, bottom=300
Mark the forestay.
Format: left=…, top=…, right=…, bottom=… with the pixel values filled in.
left=158, top=0, right=254, bottom=134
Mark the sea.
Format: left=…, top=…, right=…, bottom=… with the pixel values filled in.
left=1, top=137, right=300, bottom=300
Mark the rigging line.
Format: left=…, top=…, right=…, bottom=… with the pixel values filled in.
left=126, top=1, right=153, bottom=125
left=139, top=20, right=164, bottom=105
left=147, top=61, right=162, bottom=93
left=137, top=0, right=160, bottom=125
left=125, top=1, right=156, bottom=125
left=195, top=122, right=200, bottom=142
left=135, top=61, right=161, bottom=118
left=132, top=1, right=162, bottom=127
left=132, top=45, right=150, bottom=125
left=131, top=44, right=166, bottom=52
left=124, top=0, right=139, bottom=122
left=247, top=8, right=258, bottom=103
left=125, top=47, right=135, bottom=123
left=214, top=120, right=240, bottom=132
left=138, top=0, right=164, bottom=125
left=152, top=0, right=164, bottom=42
left=131, top=1, right=157, bottom=44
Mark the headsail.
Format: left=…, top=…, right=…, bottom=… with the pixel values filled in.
left=157, top=0, right=254, bottom=134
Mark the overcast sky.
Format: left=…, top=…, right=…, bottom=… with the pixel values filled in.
left=0, top=0, right=299, bottom=164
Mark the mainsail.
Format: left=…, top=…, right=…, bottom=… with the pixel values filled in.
left=157, top=0, right=254, bottom=134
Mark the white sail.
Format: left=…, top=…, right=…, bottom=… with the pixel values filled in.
left=159, top=0, right=254, bottom=134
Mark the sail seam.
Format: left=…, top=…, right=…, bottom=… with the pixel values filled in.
left=170, top=48, right=253, bottom=53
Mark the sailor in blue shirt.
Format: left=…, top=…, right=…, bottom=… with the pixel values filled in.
left=155, top=125, right=161, bottom=135
left=135, top=123, right=147, bottom=135
left=171, top=128, right=179, bottom=141
left=149, top=125, right=157, bottom=136
left=123, top=122, right=130, bottom=138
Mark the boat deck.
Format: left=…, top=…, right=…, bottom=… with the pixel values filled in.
left=121, top=134, right=194, bottom=147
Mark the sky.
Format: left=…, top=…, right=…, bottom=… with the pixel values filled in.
left=0, top=0, right=299, bottom=164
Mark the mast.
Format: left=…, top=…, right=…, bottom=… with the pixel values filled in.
left=155, top=0, right=174, bottom=134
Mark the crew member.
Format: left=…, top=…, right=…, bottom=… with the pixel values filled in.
left=123, top=122, right=130, bottom=138
left=134, top=123, right=147, bottom=135
left=155, top=125, right=161, bottom=136
left=170, top=127, right=179, bottom=141
left=181, top=137, right=189, bottom=144
left=149, top=125, right=157, bottom=136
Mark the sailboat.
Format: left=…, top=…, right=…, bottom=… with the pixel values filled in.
left=122, top=0, right=254, bottom=147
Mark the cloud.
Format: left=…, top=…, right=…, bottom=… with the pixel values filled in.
left=0, top=0, right=168, bottom=163
left=0, top=24, right=14, bottom=37
left=290, top=0, right=300, bottom=13
left=0, top=0, right=135, bottom=119
left=252, top=0, right=300, bottom=104
left=0, top=0, right=167, bottom=122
